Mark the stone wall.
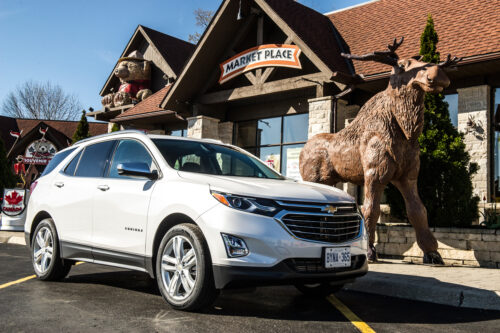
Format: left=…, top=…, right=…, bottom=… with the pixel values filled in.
left=218, top=121, right=233, bottom=144
left=186, top=115, right=220, bottom=140
left=457, top=85, right=491, bottom=200
left=375, top=224, right=500, bottom=268
left=307, top=96, right=334, bottom=138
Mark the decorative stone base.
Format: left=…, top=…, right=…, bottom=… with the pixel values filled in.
left=375, top=224, right=500, bottom=268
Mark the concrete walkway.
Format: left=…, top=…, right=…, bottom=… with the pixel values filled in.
left=347, top=259, right=500, bottom=311
left=1, top=231, right=499, bottom=311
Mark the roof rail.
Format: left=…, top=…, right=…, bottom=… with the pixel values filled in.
left=74, top=129, right=147, bottom=145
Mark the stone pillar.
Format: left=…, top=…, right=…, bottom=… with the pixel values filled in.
left=308, top=96, right=334, bottom=138
left=457, top=85, right=492, bottom=201
left=187, top=115, right=220, bottom=140
left=218, top=122, right=233, bottom=144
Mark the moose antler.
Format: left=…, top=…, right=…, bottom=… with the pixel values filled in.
left=341, top=37, right=404, bottom=67
left=438, top=54, right=462, bottom=68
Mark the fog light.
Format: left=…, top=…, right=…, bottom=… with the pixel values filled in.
left=221, top=234, right=249, bottom=258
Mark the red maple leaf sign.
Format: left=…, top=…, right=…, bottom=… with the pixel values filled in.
left=5, top=191, right=23, bottom=205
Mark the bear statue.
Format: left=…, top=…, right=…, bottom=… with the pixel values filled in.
left=101, top=50, right=153, bottom=108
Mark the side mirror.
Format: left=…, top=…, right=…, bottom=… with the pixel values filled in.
left=117, top=163, right=158, bottom=180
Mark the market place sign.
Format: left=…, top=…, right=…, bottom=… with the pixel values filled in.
left=219, top=44, right=302, bottom=84
left=23, top=139, right=57, bottom=165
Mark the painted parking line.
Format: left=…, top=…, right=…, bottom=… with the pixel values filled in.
left=327, top=294, right=376, bottom=333
left=0, top=262, right=84, bottom=290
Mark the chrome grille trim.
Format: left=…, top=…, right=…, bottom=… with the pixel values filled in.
left=273, top=202, right=362, bottom=244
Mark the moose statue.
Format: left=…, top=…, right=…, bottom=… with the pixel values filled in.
left=299, top=37, right=461, bottom=264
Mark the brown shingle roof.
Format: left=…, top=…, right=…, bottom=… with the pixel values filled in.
left=114, top=85, right=172, bottom=120
left=264, top=0, right=352, bottom=75
left=0, top=115, right=108, bottom=150
left=141, top=26, right=195, bottom=76
left=328, top=0, right=500, bottom=76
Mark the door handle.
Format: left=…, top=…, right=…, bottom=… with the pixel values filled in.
left=54, top=182, right=64, bottom=188
left=97, top=185, right=110, bottom=191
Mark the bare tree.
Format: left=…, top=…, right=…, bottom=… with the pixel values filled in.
left=2, top=81, right=81, bottom=120
left=188, top=8, right=214, bottom=44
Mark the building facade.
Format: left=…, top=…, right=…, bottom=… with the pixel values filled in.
left=92, top=0, right=500, bottom=206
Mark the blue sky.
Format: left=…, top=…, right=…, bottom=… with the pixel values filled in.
left=0, top=0, right=366, bottom=118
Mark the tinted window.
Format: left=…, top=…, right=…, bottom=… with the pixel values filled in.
left=75, top=141, right=116, bottom=178
left=283, top=113, right=308, bottom=143
left=153, top=139, right=283, bottom=179
left=257, top=117, right=281, bottom=145
left=41, top=148, right=76, bottom=176
left=63, top=150, right=82, bottom=176
left=108, top=140, right=153, bottom=178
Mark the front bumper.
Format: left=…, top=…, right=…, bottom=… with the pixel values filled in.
left=212, top=254, right=368, bottom=289
left=197, top=203, right=368, bottom=288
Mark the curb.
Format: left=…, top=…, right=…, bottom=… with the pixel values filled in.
left=0, top=236, right=26, bottom=246
left=345, top=270, right=500, bottom=311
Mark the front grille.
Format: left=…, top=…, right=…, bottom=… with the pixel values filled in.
left=276, top=202, right=361, bottom=243
left=285, top=255, right=366, bottom=273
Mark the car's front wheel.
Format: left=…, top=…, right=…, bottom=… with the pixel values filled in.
left=31, top=218, right=71, bottom=280
left=156, top=223, right=217, bottom=311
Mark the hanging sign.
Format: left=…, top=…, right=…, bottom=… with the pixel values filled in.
left=1, top=189, right=26, bottom=216
left=219, top=44, right=302, bottom=84
left=24, top=138, right=57, bottom=165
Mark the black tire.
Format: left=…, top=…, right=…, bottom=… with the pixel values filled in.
left=295, top=282, right=344, bottom=296
left=155, top=223, right=218, bottom=311
left=31, top=218, right=71, bottom=281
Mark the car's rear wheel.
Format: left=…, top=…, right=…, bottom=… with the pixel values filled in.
left=156, top=223, right=217, bottom=311
left=294, top=282, right=344, bottom=296
left=31, top=218, right=71, bottom=281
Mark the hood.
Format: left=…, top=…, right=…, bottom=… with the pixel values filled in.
left=177, top=172, right=354, bottom=203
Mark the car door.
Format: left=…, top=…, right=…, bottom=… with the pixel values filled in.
left=50, top=140, right=116, bottom=260
left=92, top=138, right=158, bottom=267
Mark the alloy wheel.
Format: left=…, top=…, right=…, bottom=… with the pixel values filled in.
left=160, top=235, right=198, bottom=301
left=33, top=226, right=54, bottom=274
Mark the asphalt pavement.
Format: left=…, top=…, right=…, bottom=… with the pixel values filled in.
left=0, top=243, right=499, bottom=332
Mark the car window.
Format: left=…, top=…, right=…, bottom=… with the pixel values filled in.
left=108, top=139, right=153, bottom=178
left=152, top=139, right=284, bottom=179
left=74, top=140, right=116, bottom=178
left=41, top=148, right=76, bottom=176
left=63, top=150, right=83, bottom=176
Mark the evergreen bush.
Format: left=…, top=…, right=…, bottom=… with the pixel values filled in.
left=72, top=110, right=90, bottom=143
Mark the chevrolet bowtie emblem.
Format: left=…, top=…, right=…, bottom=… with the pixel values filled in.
left=322, top=205, right=337, bottom=214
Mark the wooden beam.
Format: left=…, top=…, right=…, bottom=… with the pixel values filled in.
left=255, top=15, right=264, bottom=80
left=260, top=35, right=294, bottom=84
left=198, top=72, right=330, bottom=104
left=244, top=72, right=258, bottom=85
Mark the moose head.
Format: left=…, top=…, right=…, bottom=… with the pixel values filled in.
left=341, top=37, right=461, bottom=93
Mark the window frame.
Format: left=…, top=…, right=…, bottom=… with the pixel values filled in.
left=234, top=113, right=309, bottom=176
left=66, top=140, right=117, bottom=179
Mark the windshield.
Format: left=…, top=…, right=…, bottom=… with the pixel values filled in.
left=152, top=139, right=284, bottom=179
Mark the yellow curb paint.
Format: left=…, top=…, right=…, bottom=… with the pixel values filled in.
left=327, top=294, right=376, bottom=333
left=0, top=262, right=85, bottom=290
left=0, top=275, right=36, bottom=290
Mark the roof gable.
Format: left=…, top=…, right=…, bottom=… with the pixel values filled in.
left=160, top=0, right=352, bottom=110
left=99, top=25, right=194, bottom=96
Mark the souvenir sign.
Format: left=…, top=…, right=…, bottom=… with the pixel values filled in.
left=1, top=189, right=26, bottom=216
left=219, top=44, right=301, bottom=84
left=24, top=138, right=57, bottom=165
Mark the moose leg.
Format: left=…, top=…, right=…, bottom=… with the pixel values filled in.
left=362, top=177, right=385, bottom=262
left=392, top=179, right=444, bottom=265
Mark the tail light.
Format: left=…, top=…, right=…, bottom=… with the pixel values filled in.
left=29, top=181, right=38, bottom=193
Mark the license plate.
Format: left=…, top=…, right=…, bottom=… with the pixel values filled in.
left=324, top=247, right=351, bottom=268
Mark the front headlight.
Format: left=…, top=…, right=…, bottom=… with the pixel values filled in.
left=210, top=190, right=279, bottom=216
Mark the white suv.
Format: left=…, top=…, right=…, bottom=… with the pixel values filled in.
left=25, top=131, right=367, bottom=310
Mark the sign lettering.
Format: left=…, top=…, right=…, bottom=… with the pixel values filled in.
left=219, top=44, right=302, bottom=84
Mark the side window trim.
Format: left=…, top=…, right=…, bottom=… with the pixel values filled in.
left=62, top=148, right=84, bottom=177
left=71, top=139, right=117, bottom=179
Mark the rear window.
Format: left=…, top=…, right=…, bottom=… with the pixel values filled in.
left=41, top=148, right=76, bottom=176
left=63, top=150, right=83, bottom=176
left=74, top=140, right=116, bottom=178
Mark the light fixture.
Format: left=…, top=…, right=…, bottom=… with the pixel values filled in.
left=221, top=234, right=249, bottom=257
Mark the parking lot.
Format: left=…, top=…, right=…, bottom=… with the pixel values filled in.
left=1, top=243, right=499, bottom=332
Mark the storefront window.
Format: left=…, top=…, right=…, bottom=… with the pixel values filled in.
left=171, top=129, right=187, bottom=137
left=444, top=93, right=458, bottom=127
left=235, top=113, right=309, bottom=179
